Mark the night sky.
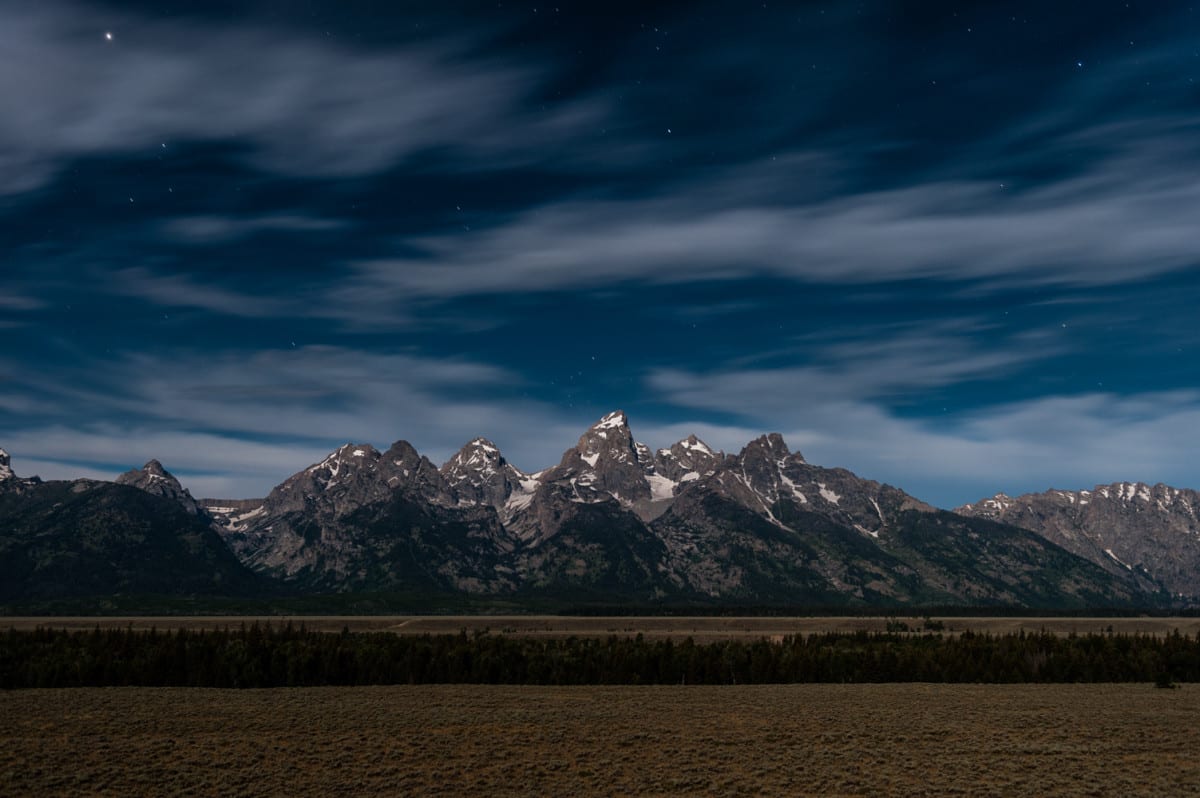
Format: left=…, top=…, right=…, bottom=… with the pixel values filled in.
left=3, top=1, right=1200, bottom=506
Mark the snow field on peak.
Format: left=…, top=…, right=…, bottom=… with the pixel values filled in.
left=645, top=473, right=678, bottom=501
left=595, top=412, right=627, bottom=430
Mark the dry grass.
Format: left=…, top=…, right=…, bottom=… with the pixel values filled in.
left=2, top=684, right=1198, bottom=796
left=6, top=614, right=1200, bottom=640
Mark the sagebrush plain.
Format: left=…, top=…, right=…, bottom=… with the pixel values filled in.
left=3, top=683, right=1198, bottom=796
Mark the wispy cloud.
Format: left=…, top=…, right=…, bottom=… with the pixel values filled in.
left=160, top=214, right=349, bottom=244
left=0, top=345, right=587, bottom=494
left=0, top=1, right=602, bottom=194
left=108, top=267, right=297, bottom=318
left=338, top=134, right=1200, bottom=307
left=649, top=348, right=1200, bottom=507
left=649, top=322, right=1059, bottom=413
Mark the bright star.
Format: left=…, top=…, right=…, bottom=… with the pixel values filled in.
left=105, top=31, right=113, bottom=41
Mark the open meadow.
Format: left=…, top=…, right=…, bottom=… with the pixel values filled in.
left=2, top=684, right=1198, bottom=796
left=7, top=614, right=1200, bottom=639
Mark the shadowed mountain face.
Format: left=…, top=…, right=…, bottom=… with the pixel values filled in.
left=957, top=483, right=1200, bottom=599
left=0, top=477, right=263, bottom=602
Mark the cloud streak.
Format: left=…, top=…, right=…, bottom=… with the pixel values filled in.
left=341, top=133, right=1200, bottom=307
left=0, top=2, right=601, bottom=194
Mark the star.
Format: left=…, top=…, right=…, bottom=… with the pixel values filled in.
left=104, top=31, right=113, bottom=41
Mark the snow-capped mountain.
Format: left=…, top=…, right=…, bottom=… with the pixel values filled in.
left=541, top=410, right=655, bottom=506
left=184, top=412, right=1160, bottom=606
left=440, top=437, right=527, bottom=509
left=1, top=412, right=1182, bottom=608
left=653, top=434, right=723, bottom=482
left=957, top=482, right=1200, bottom=597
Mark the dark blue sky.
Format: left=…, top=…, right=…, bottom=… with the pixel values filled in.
left=3, top=0, right=1199, bottom=506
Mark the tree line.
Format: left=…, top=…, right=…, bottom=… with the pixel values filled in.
left=3, top=624, right=1199, bottom=688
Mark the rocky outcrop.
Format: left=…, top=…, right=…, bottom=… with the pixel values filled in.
left=116, top=459, right=201, bottom=515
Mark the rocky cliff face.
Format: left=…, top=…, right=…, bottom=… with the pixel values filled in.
left=957, top=482, right=1200, bottom=598
left=0, top=448, right=41, bottom=495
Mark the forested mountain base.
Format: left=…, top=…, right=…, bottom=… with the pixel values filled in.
left=4, top=625, right=1199, bottom=688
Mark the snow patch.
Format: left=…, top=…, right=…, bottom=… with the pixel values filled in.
left=870, top=497, right=885, bottom=524
left=817, top=483, right=841, bottom=505
left=854, top=524, right=879, bottom=539
left=352, top=449, right=366, bottom=457
left=646, top=473, right=677, bottom=501
left=505, top=491, right=534, bottom=513
left=779, top=472, right=808, bottom=503
left=581, top=453, right=599, bottom=467
left=1104, top=548, right=1133, bottom=570
left=679, top=471, right=700, bottom=482
left=596, top=412, right=626, bottom=430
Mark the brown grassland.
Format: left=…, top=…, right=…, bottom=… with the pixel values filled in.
left=2, top=683, right=1198, bottom=796
left=7, top=614, right=1200, bottom=639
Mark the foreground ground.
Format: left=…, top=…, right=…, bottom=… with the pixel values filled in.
left=2, top=684, right=1197, bottom=796
left=7, top=614, right=1200, bottom=639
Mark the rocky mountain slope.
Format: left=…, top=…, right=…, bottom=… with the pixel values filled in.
left=957, top=483, right=1200, bottom=599
left=0, top=457, right=263, bottom=602
left=188, top=411, right=1158, bottom=608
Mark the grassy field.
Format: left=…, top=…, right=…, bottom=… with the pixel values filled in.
left=2, top=684, right=1198, bottom=796
left=6, top=614, right=1200, bottom=639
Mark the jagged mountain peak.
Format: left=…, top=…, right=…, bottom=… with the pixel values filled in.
left=593, top=409, right=629, bottom=430
left=442, top=437, right=507, bottom=479
left=0, top=447, right=12, bottom=481
left=739, top=432, right=800, bottom=464
left=675, top=434, right=714, bottom=455
left=116, top=458, right=200, bottom=515
left=655, top=434, right=723, bottom=482
left=576, top=410, right=635, bottom=452
left=540, top=410, right=653, bottom=506
left=440, top=437, right=528, bottom=510
left=445, top=437, right=504, bottom=466
left=306, top=443, right=382, bottom=473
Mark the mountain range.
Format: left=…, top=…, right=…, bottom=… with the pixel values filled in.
left=1, top=412, right=1192, bottom=610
